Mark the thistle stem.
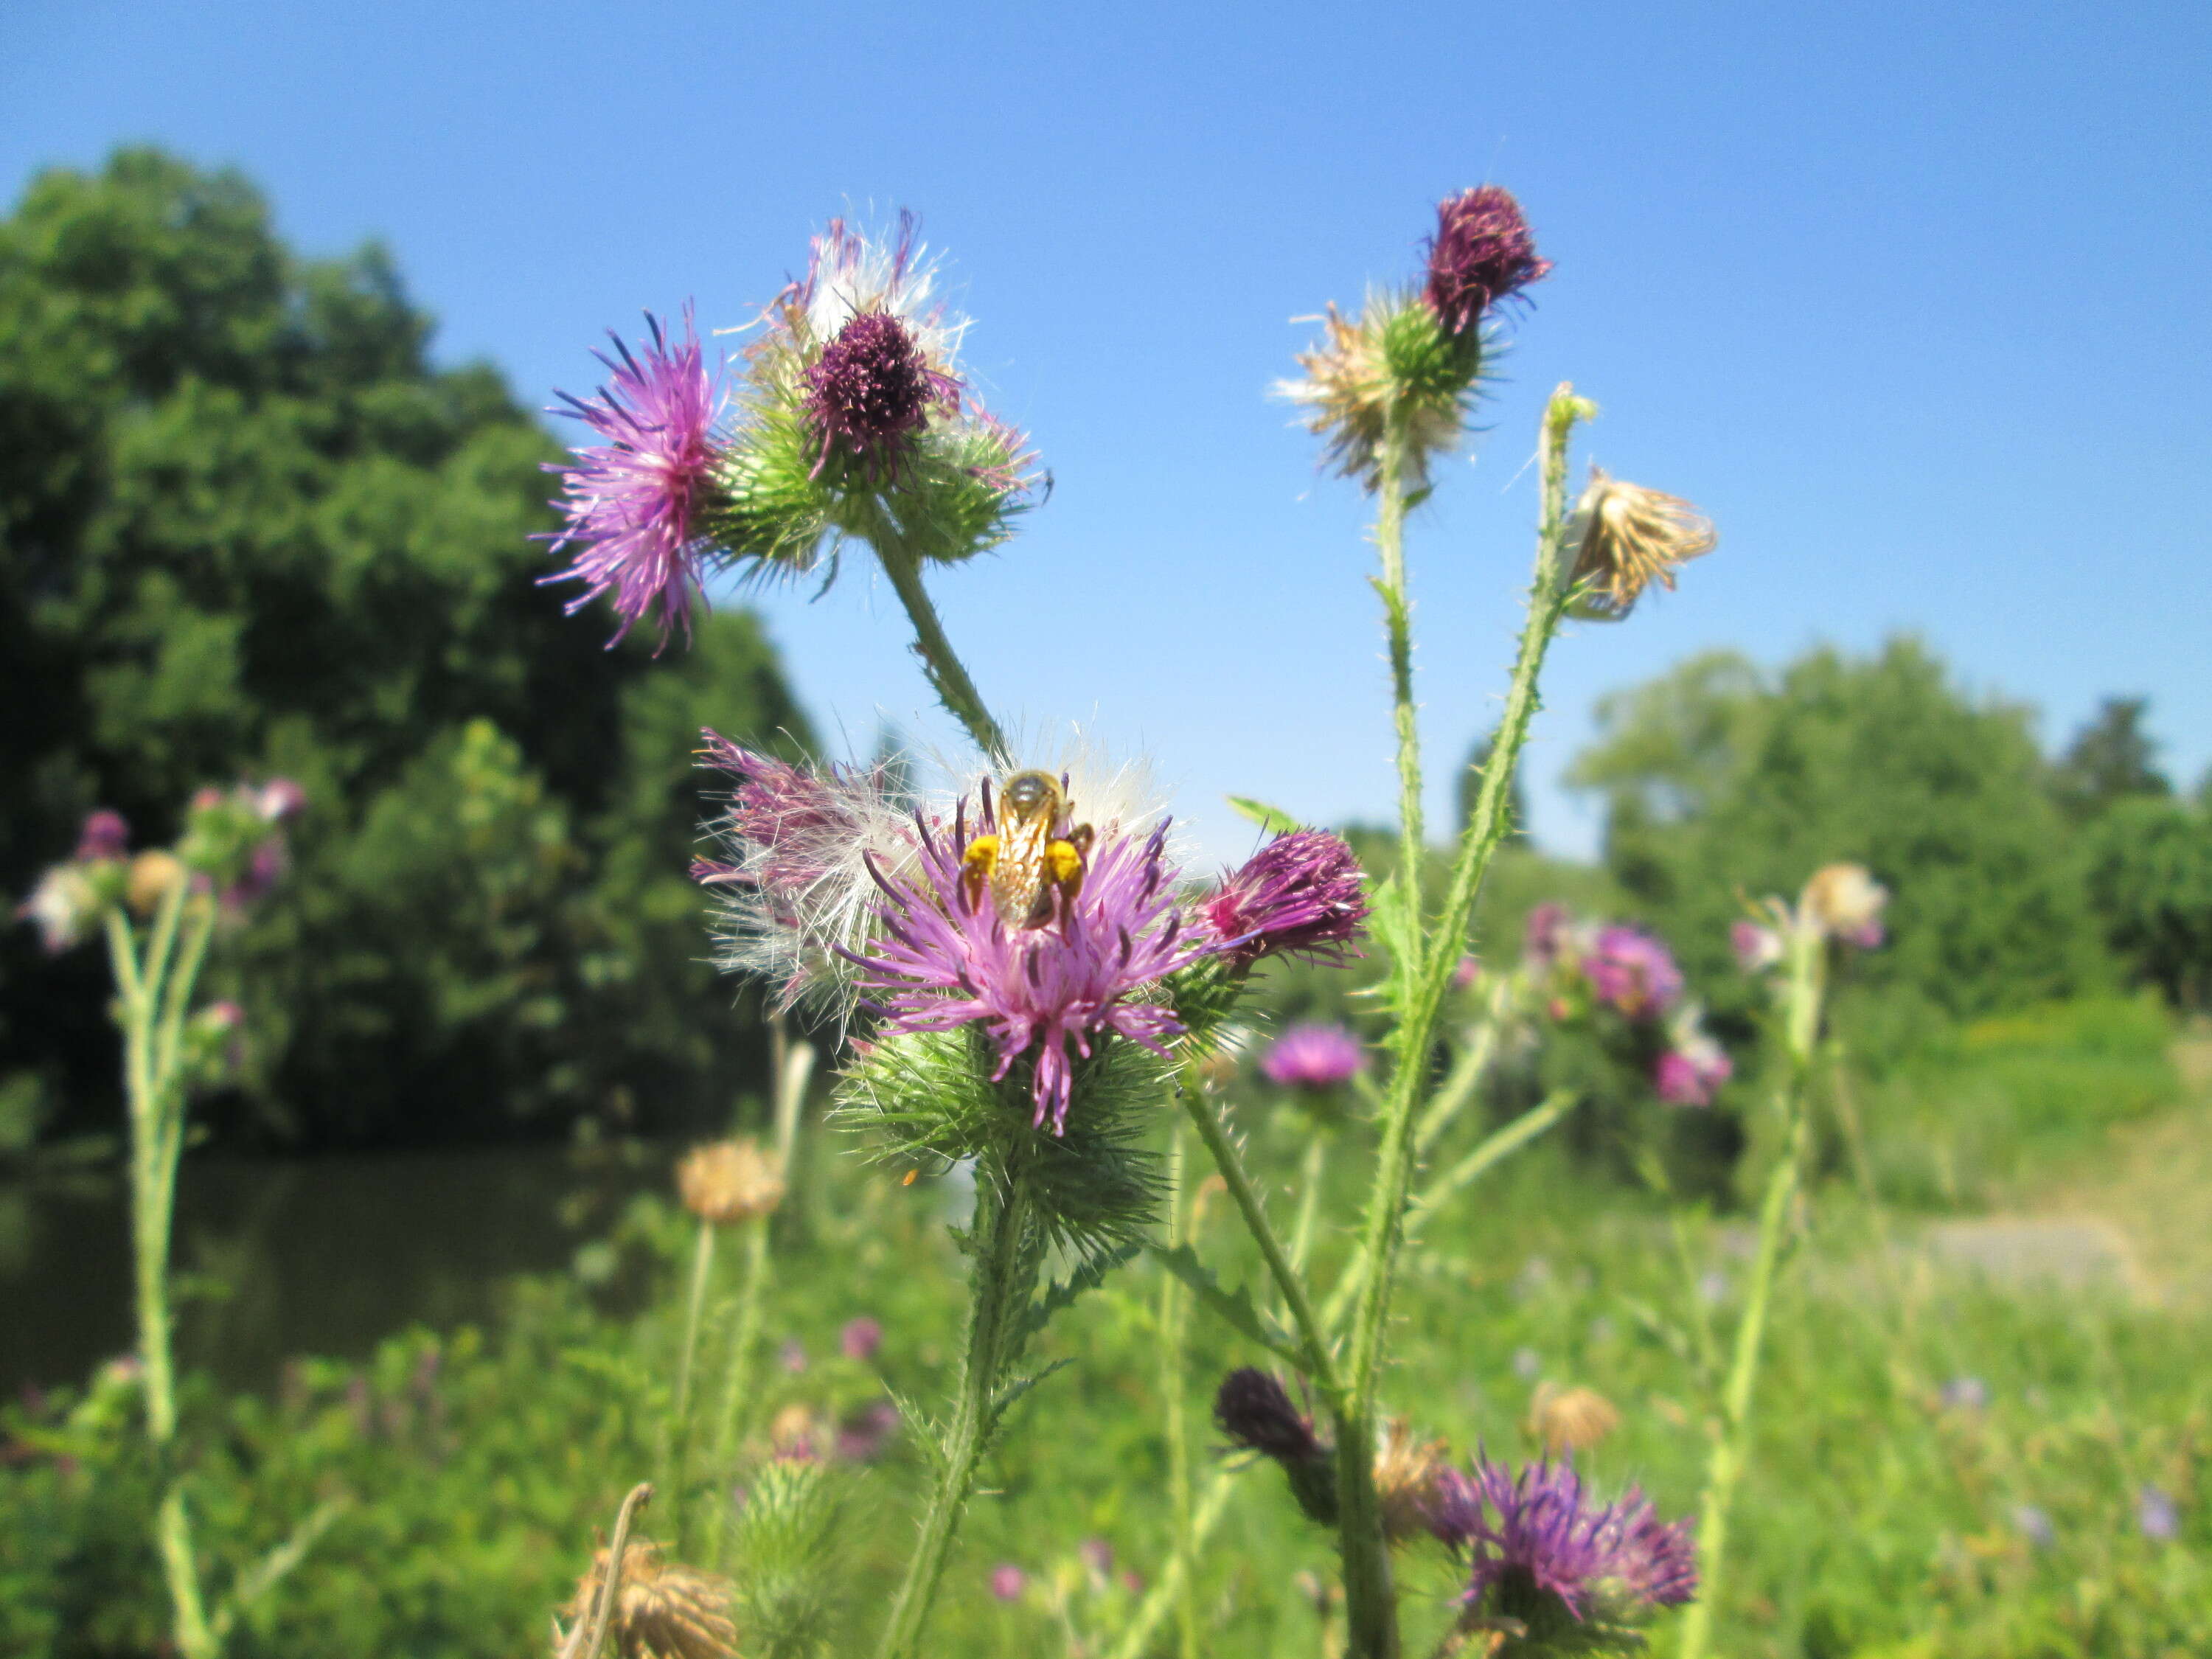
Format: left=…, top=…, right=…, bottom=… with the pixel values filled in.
left=1372, top=409, right=1423, bottom=926
left=1161, top=1128, right=1203, bottom=1659
left=875, top=1173, right=1038, bottom=1659
left=665, top=1218, right=717, bottom=1540
left=877, top=546, right=1011, bottom=765
left=1336, top=386, right=1591, bottom=1659
left=1675, top=929, right=1826, bottom=1659
left=705, top=1211, right=773, bottom=1562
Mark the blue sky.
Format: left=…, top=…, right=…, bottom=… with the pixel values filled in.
left=7, top=0, right=2208, bottom=863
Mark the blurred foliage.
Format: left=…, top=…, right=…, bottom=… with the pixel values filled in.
left=2049, top=696, right=2171, bottom=824
left=3, top=995, right=2207, bottom=1657
left=1566, top=639, right=2112, bottom=1049
left=2083, top=799, right=2212, bottom=1012
left=0, top=148, right=812, bottom=1148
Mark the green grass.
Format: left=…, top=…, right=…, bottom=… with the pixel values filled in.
left=3, top=998, right=2206, bottom=1658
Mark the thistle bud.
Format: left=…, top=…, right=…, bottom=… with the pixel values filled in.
left=675, top=1138, right=785, bottom=1227
left=127, top=850, right=186, bottom=917
left=1563, top=467, right=1717, bottom=621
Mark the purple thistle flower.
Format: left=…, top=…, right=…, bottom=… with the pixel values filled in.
left=1523, top=902, right=1572, bottom=972
left=1730, top=918, right=1784, bottom=973
left=542, top=308, right=726, bottom=649
left=1427, top=1451, right=1697, bottom=1623
left=74, top=810, right=128, bottom=863
left=834, top=1398, right=901, bottom=1462
left=1202, top=830, right=1368, bottom=970
left=803, top=310, right=960, bottom=479
left=846, top=792, right=1213, bottom=1135
left=990, top=1564, right=1026, bottom=1603
left=1214, top=1368, right=1327, bottom=1464
left=1424, top=187, right=1552, bottom=337
left=1582, top=926, right=1684, bottom=1020
left=841, top=1315, right=883, bottom=1362
left=1260, top=1023, right=1367, bottom=1091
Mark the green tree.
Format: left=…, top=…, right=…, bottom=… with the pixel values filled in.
left=1, top=148, right=812, bottom=1147
left=1568, top=639, right=2107, bottom=1025
left=2050, top=696, right=2171, bottom=823
left=2083, top=797, right=2212, bottom=1010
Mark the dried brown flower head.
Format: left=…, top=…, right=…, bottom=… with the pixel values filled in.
left=1276, top=295, right=1471, bottom=492
left=676, top=1138, right=785, bottom=1226
left=1563, top=467, right=1717, bottom=620
left=1373, top=1416, right=1450, bottom=1545
left=560, top=1541, right=738, bottom=1659
left=1799, top=863, right=1888, bottom=949
left=1526, top=1381, right=1621, bottom=1455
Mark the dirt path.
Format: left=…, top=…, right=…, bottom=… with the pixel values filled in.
left=1924, top=1032, right=2212, bottom=1306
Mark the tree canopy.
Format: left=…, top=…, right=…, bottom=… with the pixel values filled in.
left=1, top=148, right=811, bottom=1150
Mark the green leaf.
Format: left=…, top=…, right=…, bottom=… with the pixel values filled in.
left=1225, top=795, right=1303, bottom=835
left=1149, top=1242, right=1306, bottom=1371
left=1015, top=1241, right=1140, bottom=1346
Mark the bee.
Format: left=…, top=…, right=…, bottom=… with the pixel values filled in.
left=960, top=770, right=1094, bottom=930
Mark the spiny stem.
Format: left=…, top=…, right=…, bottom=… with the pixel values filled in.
left=875, top=1174, right=1037, bottom=1659
left=1371, top=408, right=1423, bottom=928
left=877, top=546, right=1010, bottom=765
left=1336, top=386, right=1592, bottom=1659
left=665, top=1218, right=717, bottom=1541
left=1160, top=1127, right=1203, bottom=1659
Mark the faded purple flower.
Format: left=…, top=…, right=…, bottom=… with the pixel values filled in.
left=1523, top=902, right=1572, bottom=972
left=846, top=792, right=1212, bottom=1135
left=1653, top=1020, right=1731, bottom=1106
left=2139, top=1484, right=2179, bottom=1542
left=1512, top=1347, right=1543, bottom=1382
left=990, top=1564, right=1026, bottom=1603
left=1202, top=830, right=1368, bottom=970
left=1214, top=1368, right=1326, bottom=1465
left=779, top=1338, right=808, bottom=1374
left=2013, top=1503, right=2056, bottom=1550
left=834, top=1399, right=901, bottom=1462
left=804, top=310, right=959, bottom=478
left=841, top=1316, right=883, bottom=1362
left=74, top=810, right=128, bottom=863
left=18, top=864, right=98, bottom=954
left=542, top=308, right=726, bottom=648
left=1730, top=919, right=1784, bottom=973
left=1424, top=186, right=1552, bottom=337
left=220, top=835, right=288, bottom=914
left=254, top=779, right=307, bottom=824
left=1582, top=926, right=1684, bottom=1020
left=1453, top=953, right=1484, bottom=991
left=1079, top=1537, right=1114, bottom=1579
left=1426, top=1451, right=1697, bottom=1622
left=1259, top=1023, right=1367, bottom=1091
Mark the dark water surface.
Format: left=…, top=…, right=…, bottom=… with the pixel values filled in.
left=0, top=1143, right=659, bottom=1397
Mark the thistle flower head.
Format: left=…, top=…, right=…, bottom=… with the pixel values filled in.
left=1277, top=294, right=1471, bottom=491
left=845, top=782, right=1212, bottom=1134
left=1730, top=919, right=1785, bottom=973
left=1526, top=1383, right=1621, bottom=1455
left=1581, top=925, right=1683, bottom=1020
left=1425, top=186, right=1551, bottom=335
left=1564, top=467, right=1717, bottom=622
left=17, top=863, right=100, bottom=954
left=1799, top=862, right=1887, bottom=949
left=1653, top=1004, right=1731, bottom=1106
left=558, top=1541, right=739, bottom=1659
left=1213, top=1367, right=1326, bottom=1464
left=1259, top=1023, right=1367, bottom=1091
left=1427, top=1451, right=1697, bottom=1628
left=803, top=310, right=961, bottom=479
left=695, top=732, right=922, bottom=1015
left=543, top=309, right=727, bottom=648
left=1374, top=1418, right=1451, bottom=1545
left=1202, top=830, right=1368, bottom=970
left=675, top=1137, right=786, bottom=1226
left=74, top=810, right=129, bottom=863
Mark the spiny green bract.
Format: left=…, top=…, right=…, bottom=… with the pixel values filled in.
left=834, top=1025, right=1169, bottom=1255
left=729, top=1456, right=846, bottom=1659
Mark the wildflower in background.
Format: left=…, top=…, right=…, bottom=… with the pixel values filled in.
left=1526, top=1384, right=1621, bottom=1455
left=2012, top=1503, right=2056, bottom=1550
left=1259, top=1023, right=1368, bottom=1092
left=1424, top=186, right=1553, bottom=335
left=990, top=1564, right=1026, bottom=1603
left=1729, top=919, right=1784, bottom=973
left=1078, top=1537, right=1114, bottom=1580
left=1801, top=862, right=1887, bottom=949
left=542, top=310, right=726, bottom=647
left=1654, top=1004, right=1732, bottom=1106
left=846, top=790, right=1211, bottom=1135
left=2138, top=1484, right=2179, bottom=1542
left=834, top=1399, right=901, bottom=1462
left=841, top=1315, right=883, bottom=1362
left=779, top=1339, right=808, bottom=1374
left=561, top=1541, right=740, bottom=1659
left=74, top=809, right=129, bottom=863
left=676, top=1138, right=786, bottom=1226
left=1202, top=828, right=1368, bottom=970
left=127, top=850, right=184, bottom=917
left=1512, top=1347, right=1544, bottom=1382
left=1938, top=1377, right=1990, bottom=1412
left=17, top=863, right=100, bottom=954
left=1563, top=468, right=1717, bottom=622
left=1427, top=1451, right=1697, bottom=1629
left=1582, top=925, right=1683, bottom=1020
left=1453, top=953, right=1484, bottom=990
